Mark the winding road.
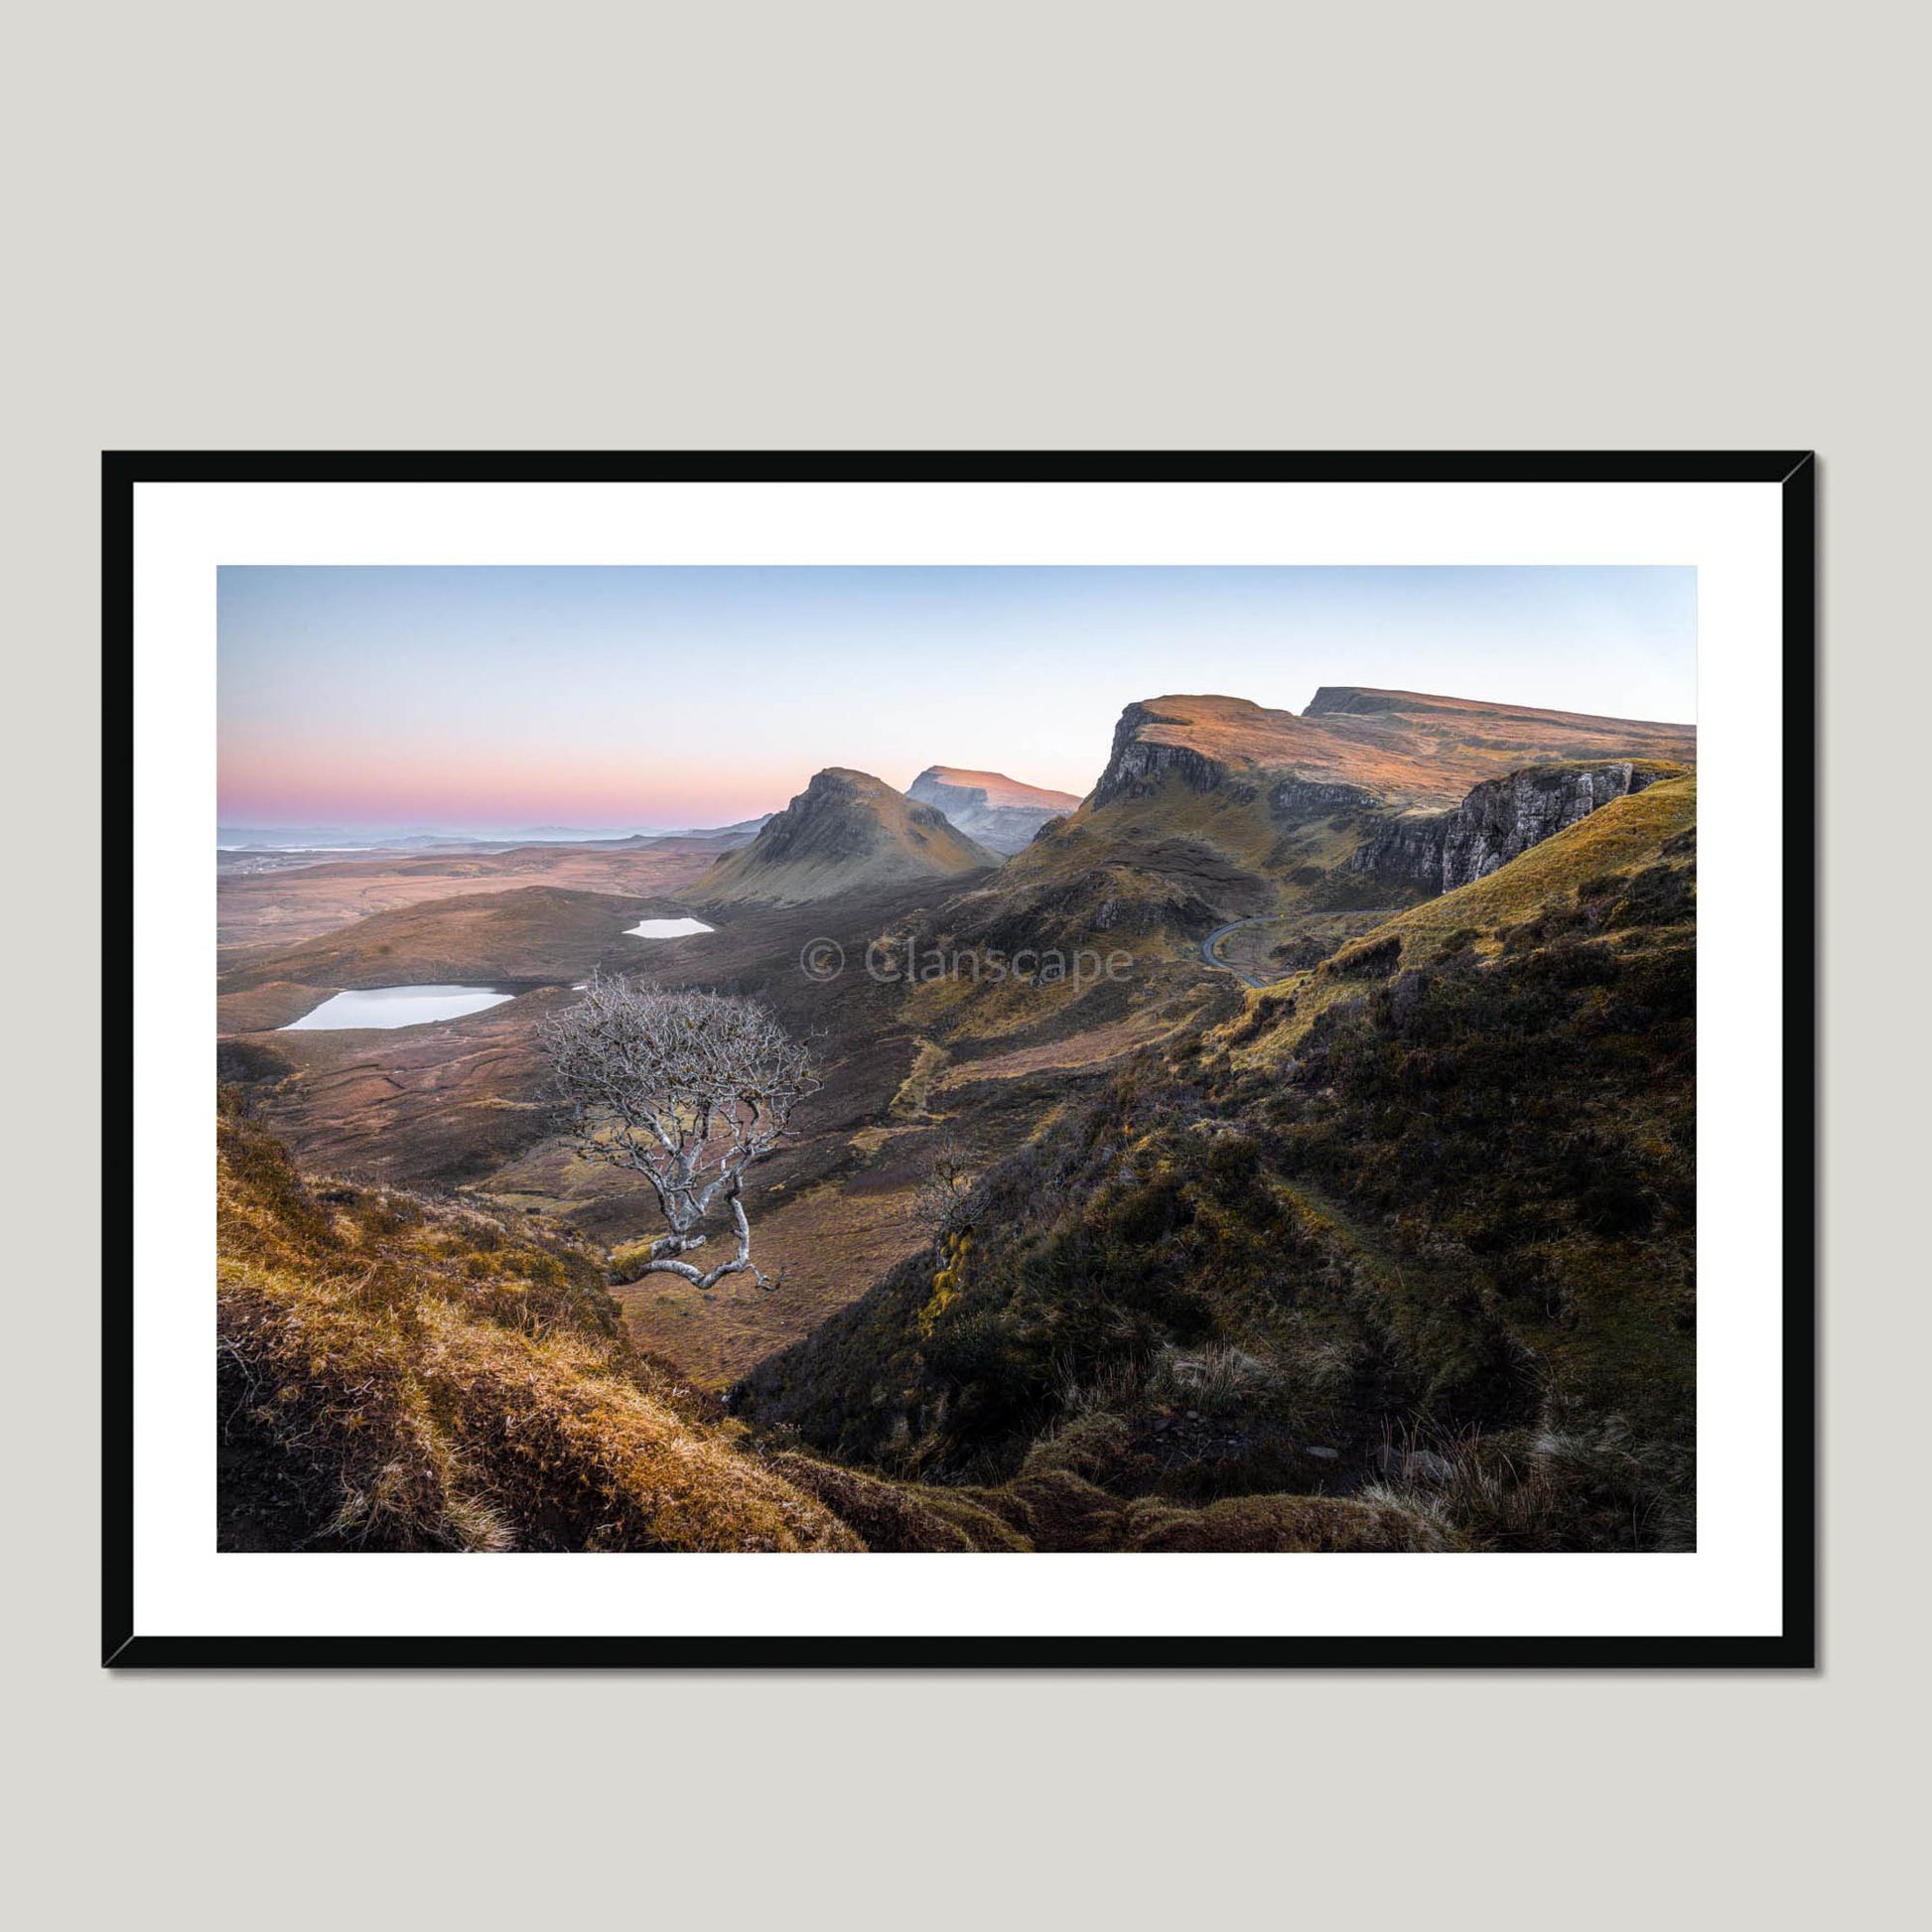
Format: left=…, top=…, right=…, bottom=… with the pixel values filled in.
left=1200, top=910, right=1405, bottom=990
left=1199, top=917, right=1279, bottom=989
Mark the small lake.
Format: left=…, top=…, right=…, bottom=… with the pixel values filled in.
left=282, top=986, right=516, bottom=1031
left=625, top=916, right=714, bottom=938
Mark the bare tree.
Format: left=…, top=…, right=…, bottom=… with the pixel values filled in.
left=914, top=1135, right=975, bottom=1250
left=538, top=976, right=820, bottom=1292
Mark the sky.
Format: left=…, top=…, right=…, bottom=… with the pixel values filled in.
left=217, top=565, right=1697, bottom=834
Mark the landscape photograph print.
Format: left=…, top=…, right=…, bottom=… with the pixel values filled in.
left=215, top=562, right=1699, bottom=1558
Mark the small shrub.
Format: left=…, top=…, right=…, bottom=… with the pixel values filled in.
left=1147, top=1343, right=1281, bottom=1419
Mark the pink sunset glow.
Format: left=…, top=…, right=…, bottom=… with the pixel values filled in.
left=218, top=564, right=1697, bottom=835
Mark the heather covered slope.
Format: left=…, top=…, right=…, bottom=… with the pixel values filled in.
left=219, top=1101, right=1446, bottom=1552
left=737, top=779, right=1698, bottom=1551
left=696, top=767, right=999, bottom=904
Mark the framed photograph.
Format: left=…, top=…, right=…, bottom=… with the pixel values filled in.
left=106, top=452, right=1815, bottom=1667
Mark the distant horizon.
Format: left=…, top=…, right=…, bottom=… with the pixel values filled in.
left=219, top=566, right=1697, bottom=830
left=214, top=819, right=763, bottom=846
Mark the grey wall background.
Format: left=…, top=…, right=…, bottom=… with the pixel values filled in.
left=7, top=2, right=1919, bottom=1925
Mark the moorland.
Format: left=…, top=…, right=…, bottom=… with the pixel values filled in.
left=218, top=686, right=1698, bottom=1552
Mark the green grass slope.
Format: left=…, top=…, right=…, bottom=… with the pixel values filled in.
left=737, top=779, right=1698, bottom=1551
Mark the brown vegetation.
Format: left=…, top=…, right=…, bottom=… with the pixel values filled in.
left=219, top=836, right=728, bottom=959
left=1120, top=689, right=1695, bottom=808
left=217, top=1098, right=862, bottom=1551
left=221, top=1097, right=1462, bottom=1552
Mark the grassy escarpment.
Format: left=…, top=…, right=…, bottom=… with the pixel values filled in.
left=928, top=687, right=1694, bottom=991
left=737, top=780, right=1698, bottom=1552
left=219, top=1098, right=1444, bottom=1551
left=217, top=1098, right=866, bottom=1552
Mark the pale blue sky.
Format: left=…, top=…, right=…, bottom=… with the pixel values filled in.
left=219, top=566, right=1696, bottom=831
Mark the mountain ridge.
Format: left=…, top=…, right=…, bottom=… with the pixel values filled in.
left=934, top=686, right=1698, bottom=951
left=695, top=767, right=999, bottom=905
left=1097, top=689, right=1696, bottom=811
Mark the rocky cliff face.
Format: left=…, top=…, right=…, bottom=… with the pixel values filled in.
left=1443, top=764, right=1668, bottom=890
left=1351, top=761, right=1668, bottom=893
left=746, top=772, right=871, bottom=863
left=1269, top=776, right=1378, bottom=815
left=954, top=695, right=1695, bottom=953
left=1348, top=816, right=1447, bottom=886
left=1090, top=690, right=1695, bottom=815
left=1089, top=703, right=1238, bottom=805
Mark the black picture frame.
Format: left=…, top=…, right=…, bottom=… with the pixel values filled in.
left=104, top=450, right=1817, bottom=1669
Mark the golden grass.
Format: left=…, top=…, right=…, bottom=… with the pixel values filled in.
left=889, top=1038, right=951, bottom=1119
left=1125, top=691, right=1696, bottom=808
left=897, top=936, right=1174, bottom=1043
left=223, top=1118, right=1465, bottom=1554
left=982, top=1421, right=1454, bottom=1551
left=1112, top=1492, right=1459, bottom=1552
left=1379, top=774, right=1698, bottom=952
left=928, top=1016, right=1170, bottom=1092
left=217, top=1105, right=861, bottom=1551
left=766, top=1453, right=1030, bottom=1552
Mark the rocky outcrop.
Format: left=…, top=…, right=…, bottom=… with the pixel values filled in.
left=749, top=770, right=893, bottom=864
left=962, top=697, right=1694, bottom=953
left=1351, top=761, right=1670, bottom=894
left=1350, top=816, right=1446, bottom=885
left=1090, top=692, right=1695, bottom=815
left=1304, top=687, right=1411, bottom=718
left=1270, top=776, right=1377, bottom=816
left=1442, top=763, right=1666, bottom=889
left=1090, top=703, right=1233, bottom=805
